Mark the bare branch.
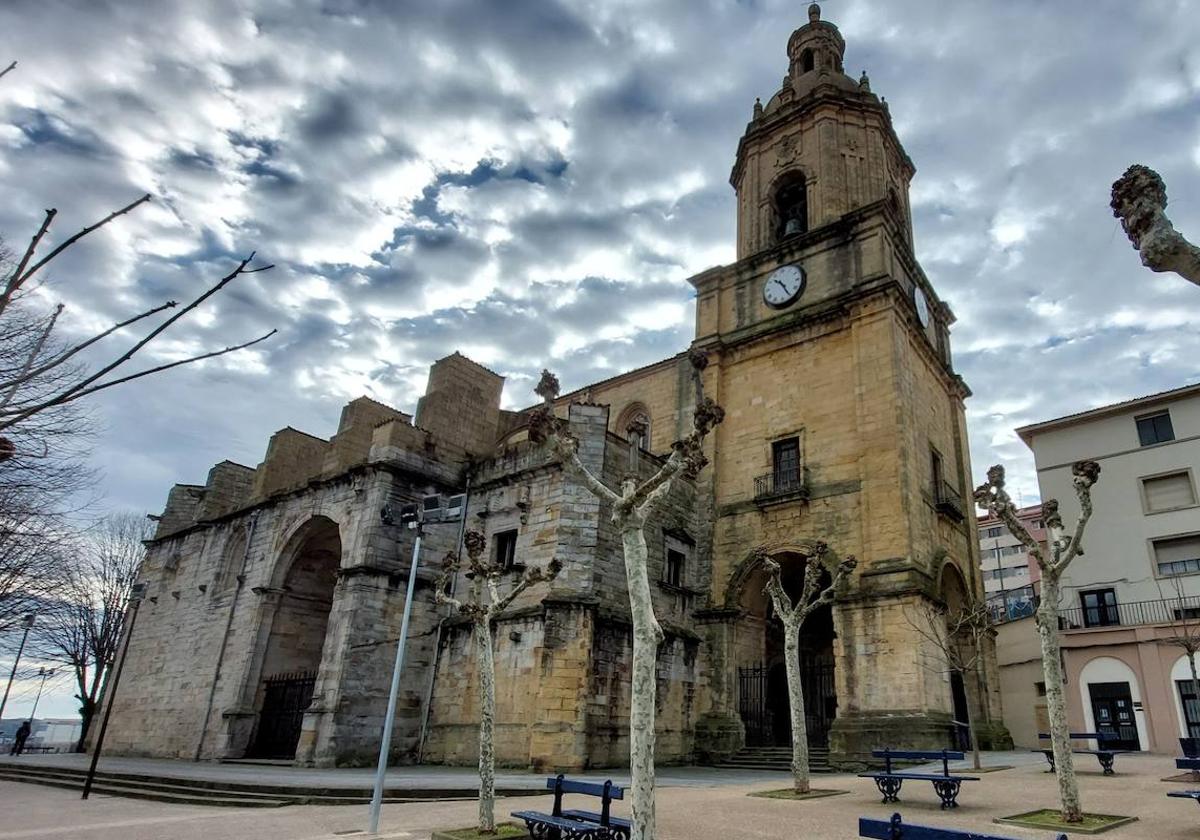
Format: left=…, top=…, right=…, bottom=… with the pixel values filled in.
left=491, top=557, right=562, bottom=616
left=9, top=194, right=152, bottom=305
left=1112, top=164, right=1200, bottom=287
left=0, top=328, right=276, bottom=430
left=0, top=303, right=62, bottom=409
left=0, top=61, right=15, bottom=82
left=0, top=209, right=57, bottom=318
left=0, top=301, right=175, bottom=397
left=974, top=464, right=1047, bottom=569
left=1059, top=460, right=1100, bottom=568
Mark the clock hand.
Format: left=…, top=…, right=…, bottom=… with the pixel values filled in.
left=773, top=278, right=788, bottom=292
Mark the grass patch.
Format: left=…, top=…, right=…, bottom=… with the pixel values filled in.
left=995, top=810, right=1138, bottom=835
left=748, top=788, right=850, bottom=801
left=430, top=823, right=529, bottom=840
left=1162, top=771, right=1200, bottom=783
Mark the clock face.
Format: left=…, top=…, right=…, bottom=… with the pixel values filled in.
left=762, top=264, right=806, bottom=309
left=914, top=286, right=931, bottom=327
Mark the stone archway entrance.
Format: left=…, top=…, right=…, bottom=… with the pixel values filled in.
left=734, top=551, right=837, bottom=748
left=249, top=517, right=340, bottom=759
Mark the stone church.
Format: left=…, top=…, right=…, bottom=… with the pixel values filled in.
left=102, top=5, right=1009, bottom=770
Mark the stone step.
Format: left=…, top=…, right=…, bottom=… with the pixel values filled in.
left=0, top=762, right=515, bottom=806
left=0, top=769, right=291, bottom=808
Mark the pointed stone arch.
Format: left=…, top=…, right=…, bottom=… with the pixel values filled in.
left=616, top=401, right=653, bottom=452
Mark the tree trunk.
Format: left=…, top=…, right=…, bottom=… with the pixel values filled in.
left=969, top=666, right=984, bottom=770
left=476, top=619, right=497, bottom=833
left=1036, top=576, right=1083, bottom=823
left=622, top=525, right=663, bottom=840
left=782, top=622, right=811, bottom=794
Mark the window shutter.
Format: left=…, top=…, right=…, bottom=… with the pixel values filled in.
left=1144, top=473, right=1196, bottom=512
left=1155, top=535, right=1200, bottom=565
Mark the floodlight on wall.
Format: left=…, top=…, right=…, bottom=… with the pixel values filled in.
left=444, top=494, right=466, bottom=521
left=399, top=503, right=420, bottom=526
left=422, top=494, right=443, bottom=516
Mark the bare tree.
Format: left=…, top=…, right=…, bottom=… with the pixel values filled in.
left=974, top=461, right=1100, bottom=824
left=1157, top=575, right=1200, bottom=741
left=31, top=512, right=149, bottom=750
left=759, top=544, right=855, bottom=793
left=435, top=530, right=561, bottom=834
left=1111, top=165, right=1200, bottom=287
left=528, top=349, right=723, bottom=840
left=906, top=598, right=992, bottom=771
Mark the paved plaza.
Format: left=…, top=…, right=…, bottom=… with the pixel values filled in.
left=0, top=751, right=1194, bottom=839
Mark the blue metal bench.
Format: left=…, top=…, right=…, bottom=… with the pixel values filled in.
left=861, top=812, right=1067, bottom=839
left=1037, top=732, right=1126, bottom=776
left=511, top=774, right=630, bottom=839
left=857, top=749, right=979, bottom=809
left=1177, top=757, right=1200, bottom=771
left=1169, top=790, right=1200, bottom=805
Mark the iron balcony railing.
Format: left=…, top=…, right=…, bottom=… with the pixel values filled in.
left=1058, top=594, right=1200, bottom=631
left=986, top=583, right=1040, bottom=625
left=934, top=480, right=965, bottom=521
left=754, top=466, right=809, bottom=501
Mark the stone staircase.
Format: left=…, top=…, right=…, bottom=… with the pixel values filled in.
left=716, top=745, right=831, bottom=773
left=0, top=761, right=535, bottom=807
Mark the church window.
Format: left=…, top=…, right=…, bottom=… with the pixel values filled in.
left=618, top=403, right=652, bottom=451
left=665, top=549, right=685, bottom=587
left=494, top=529, right=519, bottom=570
left=773, top=175, right=808, bottom=242
left=662, top=532, right=692, bottom=588
left=801, top=48, right=815, bottom=73
left=771, top=437, right=802, bottom=491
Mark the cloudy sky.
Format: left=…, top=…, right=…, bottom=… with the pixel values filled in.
left=1, top=0, right=1199, bottom=528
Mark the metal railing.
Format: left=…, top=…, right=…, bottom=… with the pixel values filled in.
left=986, top=583, right=1040, bottom=625
left=1058, top=594, right=1200, bottom=631
left=935, top=480, right=965, bottom=521
left=754, top=466, right=809, bottom=501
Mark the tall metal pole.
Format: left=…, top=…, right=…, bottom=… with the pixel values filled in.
left=28, top=668, right=52, bottom=721
left=82, top=584, right=145, bottom=800
left=0, top=613, right=35, bottom=722
left=368, top=521, right=423, bottom=835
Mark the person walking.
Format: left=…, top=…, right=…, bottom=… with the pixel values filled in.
left=10, top=720, right=30, bottom=755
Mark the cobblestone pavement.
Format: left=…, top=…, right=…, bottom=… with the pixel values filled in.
left=0, top=752, right=1194, bottom=839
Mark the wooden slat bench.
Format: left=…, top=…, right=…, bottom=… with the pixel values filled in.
left=1037, top=732, right=1127, bottom=776
left=511, top=774, right=630, bottom=840
left=857, top=749, right=979, bottom=810
left=861, top=812, right=1068, bottom=839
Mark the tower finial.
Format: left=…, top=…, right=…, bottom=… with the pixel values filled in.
left=808, top=3, right=821, bottom=23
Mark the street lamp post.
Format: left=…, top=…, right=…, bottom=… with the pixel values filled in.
left=28, top=667, right=54, bottom=722
left=367, top=503, right=424, bottom=836
left=0, top=613, right=36, bottom=722
left=82, top=582, right=146, bottom=800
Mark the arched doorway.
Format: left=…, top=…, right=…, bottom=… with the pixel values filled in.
left=938, top=562, right=974, bottom=750
left=734, top=551, right=837, bottom=748
left=250, top=517, right=341, bottom=759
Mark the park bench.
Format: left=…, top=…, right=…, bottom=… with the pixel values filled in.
left=1168, top=790, right=1200, bottom=807
left=511, top=774, right=630, bottom=840
left=1037, top=732, right=1126, bottom=776
left=857, top=748, right=978, bottom=809
left=860, top=812, right=1068, bottom=839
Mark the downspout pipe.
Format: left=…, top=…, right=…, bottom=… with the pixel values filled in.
left=416, top=472, right=471, bottom=762
left=194, top=510, right=260, bottom=761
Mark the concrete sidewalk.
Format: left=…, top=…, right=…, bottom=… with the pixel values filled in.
left=0, top=751, right=1192, bottom=840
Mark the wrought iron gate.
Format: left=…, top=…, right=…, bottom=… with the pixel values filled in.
left=250, top=671, right=316, bottom=759
left=738, top=655, right=835, bottom=748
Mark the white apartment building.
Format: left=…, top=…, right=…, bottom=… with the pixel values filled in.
left=996, top=383, right=1200, bottom=751
left=978, top=504, right=1044, bottom=622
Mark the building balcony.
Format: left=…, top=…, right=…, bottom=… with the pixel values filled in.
left=986, top=583, right=1040, bottom=625
left=934, top=480, right=966, bottom=522
left=754, top=466, right=810, bottom=504
left=1057, top=595, right=1200, bottom=631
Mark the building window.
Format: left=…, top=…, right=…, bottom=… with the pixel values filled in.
left=772, top=437, right=802, bottom=491
left=801, top=48, right=814, bottom=73
left=662, top=533, right=693, bottom=589
left=665, top=549, right=685, bottom=587
left=1136, top=411, right=1175, bottom=446
left=1154, top=534, right=1200, bottom=578
left=983, top=526, right=1003, bottom=539
left=493, top=529, right=519, bottom=570
left=618, top=403, right=652, bottom=452
left=1178, top=680, right=1200, bottom=739
left=1142, top=471, right=1197, bottom=514
left=1080, top=588, right=1120, bottom=628
left=1036, top=681, right=1047, bottom=697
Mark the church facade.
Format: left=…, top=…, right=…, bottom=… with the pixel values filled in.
left=101, top=5, right=1010, bottom=770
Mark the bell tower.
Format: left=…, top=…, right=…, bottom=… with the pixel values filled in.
left=689, top=4, right=1010, bottom=766
left=731, top=3, right=914, bottom=261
